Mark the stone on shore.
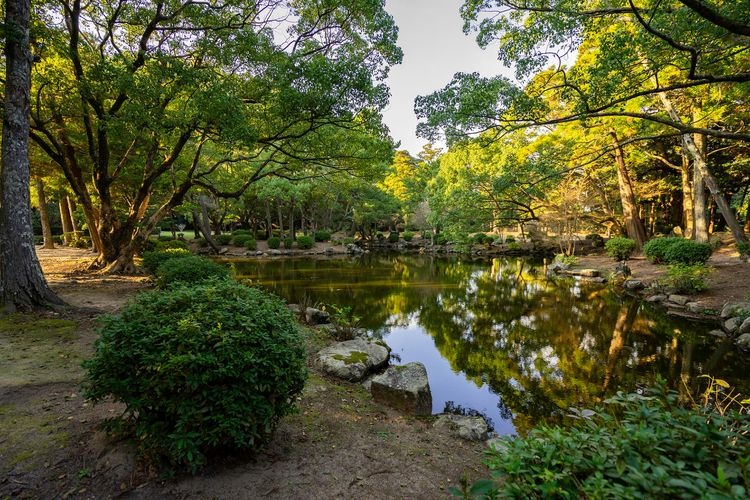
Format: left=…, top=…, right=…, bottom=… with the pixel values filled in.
left=315, top=338, right=390, bottom=382
left=433, top=414, right=489, bottom=441
left=370, top=362, right=432, bottom=416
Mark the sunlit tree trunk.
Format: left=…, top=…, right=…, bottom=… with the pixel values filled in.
left=67, top=195, right=78, bottom=233
left=659, top=94, right=747, bottom=244
left=1, top=0, right=63, bottom=311
left=35, top=177, right=55, bottom=249
left=679, top=153, right=695, bottom=237
left=603, top=301, right=638, bottom=391
left=609, top=130, right=647, bottom=249
left=58, top=197, right=73, bottom=245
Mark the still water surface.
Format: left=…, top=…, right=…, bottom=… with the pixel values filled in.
left=225, top=254, right=748, bottom=435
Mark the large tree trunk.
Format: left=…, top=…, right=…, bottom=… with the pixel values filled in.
left=35, top=177, right=55, bottom=249
left=609, top=130, right=647, bottom=249
left=659, top=94, right=747, bottom=244
left=0, top=0, right=63, bottom=311
left=679, top=153, right=695, bottom=238
left=58, top=197, right=74, bottom=245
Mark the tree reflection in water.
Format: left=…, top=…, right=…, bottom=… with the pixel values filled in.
left=229, top=254, right=749, bottom=434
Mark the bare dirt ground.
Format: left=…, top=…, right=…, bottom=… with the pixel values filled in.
left=1, top=248, right=486, bottom=499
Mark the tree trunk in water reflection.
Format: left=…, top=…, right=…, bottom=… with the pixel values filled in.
left=603, top=301, right=639, bottom=391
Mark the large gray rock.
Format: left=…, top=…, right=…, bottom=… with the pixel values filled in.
left=305, top=307, right=330, bottom=325
left=623, top=279, right=645, bottom=291
left=668, top=295, right=690, bottom=306
left=434, top=414, right=489, bottom=441
left=370, top=362, right=432, bottom=416
left=739, top=317, right=750, bottom=335
left=645, top=294, right=667, bottom=303
left=724, top=317, right=744, bottom=334
left=721, top=302, right=750, bottom=319
left=736, top=333, right=750, bottom=352
left=315, top=338, right=390, bottom=382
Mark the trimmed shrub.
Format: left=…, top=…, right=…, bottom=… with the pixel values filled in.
left=283, top=237, right=294, bottom=249
left=472, top=233, right=489, bottom=245
left=244, top=238, right=257, bottom=250
left=141, top=248, right=192, bottom=275
left=585, top=233, right=604, bottom=248
left=659, top=264, right=711, bottom=294
left=82, top=279, right=307, bottom=472
left=313, top=230, right=331, bottom=242
left=267, top=236, right=281, bottom=249
left=155, top=239, right=189, bottom=251
left=216, top=234, right=233, bottom=245
left=296, top=235, right=314, bottom=249
left=435, top=234, right=448, bottom=245
left=231, top=229, right=252, bottom=237
left=388, top=232, right=400, bottom=243
left=663, top=239, right=712, bottom=265
left=402, top=231, right=414, bottom=242
left=472, top=380, right=750, bottom=498
left=155, top=255, right=230, bottom=287
left=605, top=237, right=636, bottom=261
left=643, top=237, right=680, bottom=263
left=232, top=234, right=255, bottom=247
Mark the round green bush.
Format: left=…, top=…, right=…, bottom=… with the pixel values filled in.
left=472, top=233, right=489, bottom=245
left=504, top=235, right=516, bottom=244
left=297, top=235, right=314, bottom=249
left=82, top=279, right=307, bottom=472
left=232, top=234, right=254, bottom=247
left=643, top=237, right=680, bottom=263
left=435, top=234, right=448, bottom=245
left=659, top=264, right=711, bottom=294
left=402, top=231, right=414, bottom=242
left=663, top=239, right=712, bottom=265
left=155, top=255, right=230, bottom=287
left=314, top=230, right=331, bottom=242
left=283, top=237, right=294, bottom=249
left=605, top=237, right=637, bottom=261
left=388, top=232, right=400, bottom=243
left=244, top=238, right=257, bottom=250
left=267, top=236, right=281, bottom=249
left=141, top=248, right=192, bottom=275
left=231, top=229, right=252, bottom=237
left=585, top=233, right=604, bottom=248
left=421, top=230, right=432, bottom=240
left=216, top=234, right=233, bottom=245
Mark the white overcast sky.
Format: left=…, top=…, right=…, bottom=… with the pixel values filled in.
left=382, top=0, right=510, bottom=156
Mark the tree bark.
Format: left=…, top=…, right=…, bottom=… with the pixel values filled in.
left=659, top=94, right=747, bottom=243
left=1, top=0, right=63, bottom=311
left=609, top=130, right=647, bottom=249
left=35, top=178, right=55, bottom=249
left=679, top=152, right=695, bottom=238
left=58, top=197, right=74, bottom=245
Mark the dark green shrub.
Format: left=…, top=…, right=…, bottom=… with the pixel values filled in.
left=435, top=234, right=448, bottom=245
left=504, top=235, right=516, bottom=244
left=256, top=231, right=268, bottom=241
left=605, top=237, right=636, bottom=261
left=471, top=233, right=489, bottom=245
left=267, top=236, right=281, bottom=249
left=314, top=230, right=331, bottom=242
left=643, top=237, right=680, bottom=263
left=155, top=255, right=230, bottom=287
left=283, top=237, right=294, bottom=249
left=402, top=231, right=414, bottom=242
left=82, top=279, right=307, bottom=472
left=388, top=232, right=399, bottom=243
left=585, top=233, right=604, bottom=248
left=141, top=248, right=192, bottom=275
left=155, top=239, right=189, bottom=251
left=158, top=235, right=174, bottom=242
left=659, top=264, right=711, bottom=294
left=663, top=239, right=712, bottom=265
left=375, top=232, right=384, bottom=240
left=195, top=237, right=208, bottom=247
left=232, top=234, right=254, bottom=247
left=737, top=242, right=750, bottom=257
left=297, top=235, right=314, bottom=249
left=216, top=234, right=233, bottom=245
left=421, top=230, right=432, bottom=240
left=244, top=238, right=257, bottom=250
left=231, top=229, right=252, bottom=237
left=342, top=237, right=355, bottom=245
left=471, top=380, right=750, bottom=498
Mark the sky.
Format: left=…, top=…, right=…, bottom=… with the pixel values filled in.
left=382, top=0, right=510, bottom=156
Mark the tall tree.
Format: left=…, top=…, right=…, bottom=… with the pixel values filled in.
left=1, top=0, right=63, bottom=310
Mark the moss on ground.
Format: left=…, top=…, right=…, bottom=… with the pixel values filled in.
left=331, top=351, right=368, bottom=365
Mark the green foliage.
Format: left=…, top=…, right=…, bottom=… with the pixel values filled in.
left=155, top=256, right=230, bottom=288
left=435, top=234, right=448, bottom=245
left=232, top=234, right=255, bottom=247
left=585, top=233, right=604, bottom=248
left=283, top=237, right=294, bottom=249
left=388, top=232, right=400, bottom=243
left=155, top=239, right=189, bottom=251
left=554, top=253, right=578, bottom=266
left=231, top=229, right=252, bottom=237
left=256, top=231, right=268, bottom=241
left=267, top=237, right=281, bottom=249
left=215, top=234, right=233, bottom=245
left=244, top=238, right=257, bottom=251
left=421, top=230, right=433, bottom=240
left=605, top=237, right=636, bottom=261
left=141, top=248, right=192, bottom=275
left=663, top=240, right=712, bottom=265
left=328, top=304, right=362, bottom=341
left=82, top=279, right=307, bottom=472
left=643, top=237, right=681, bottom=263
left=504, top=235, right=515, bottom=244
left=475, top=381, right=750, bottom=498
left=314, top=230, right=331, bottom=242
left=471, top=233, right=490, bottom=245
left=659, top=264, right=711, bottom=294
left=342, top=237, right=355, bottom=245
left=737, top=242, right=750, bottom=258
left=296, top=236, right=314, bottom=249
left=195, top=238, right=209, bottom=248
left=402, top=231, right=414, bottom=242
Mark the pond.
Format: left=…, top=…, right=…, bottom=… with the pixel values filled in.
left=224, top=254, right=749, bottom=435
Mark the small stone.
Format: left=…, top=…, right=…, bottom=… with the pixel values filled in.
left=645, top=294, right=667, bottom=303
left=370, top=362, right=432, bottom=416
left=736, top=333, right=750, bottom=352
left=739, top=317, right=750, bottom=335
left=724, top=317, right=743, bottom=334
left=287, top=304, right=302, bottom=314
left=434, top=414, right=489, bottom=441
left=305, top=307, right=330, bottom=325
left=269, top=249, right=282, bottom=255
left=708, top=329, right=727, bottom=338
left=623, top=279, right=644, bottom=291
left=668, top=295, right=690, bottom=306
left=721, top=302, right=750, bottom=319
left=685, top=302, right=702, bottom=313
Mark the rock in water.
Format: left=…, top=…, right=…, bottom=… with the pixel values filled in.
left=305, top=307, right=330, bottom=325
left=370, top=362, right=432, bottom=416
left=315, top=338, right=390, bottom=382
left=434, top=414, right=489, bottom=441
